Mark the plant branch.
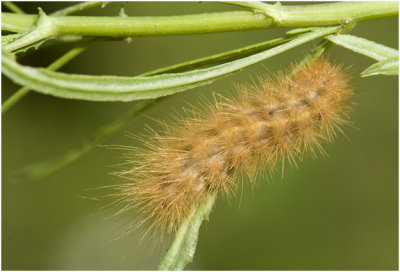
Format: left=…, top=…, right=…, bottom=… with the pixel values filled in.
left=2, top=2, right=398, bottom=36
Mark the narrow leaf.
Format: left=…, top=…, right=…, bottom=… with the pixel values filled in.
left=2, top=26, right=339, bottom=102
left=361, top=57, right=399, bottom=77
left=158, top=194, right=217, bottom=271
left=141, top=35, right=294, bottom=76
left=326, top=34, right=398, bottom=61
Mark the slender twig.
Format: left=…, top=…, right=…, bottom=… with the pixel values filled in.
left=10, top=98, right=159, bottom=183
left=2, top=87, right=29, bottom=113
left=51, top=1, right=105, bottom=16
left=3, top=2, right=24, bottom=14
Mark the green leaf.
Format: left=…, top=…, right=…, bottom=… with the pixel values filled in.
left=2, top=26, right=339, bottom=102
left=326, top=34, right=398, bottom=77
left=158, top=194, right=217, bottom=271
left=326, top=34, right=398, bottom=61
left=286, top=27, right=318, bottom=35
left=141, top=36, right=294, bottom=76
left=361, top=57, right=399, bottom=77
left=11, top=39, right=49, bottom=53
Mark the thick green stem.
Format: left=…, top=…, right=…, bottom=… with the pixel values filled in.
left=2, top=2, right=398, bottom=36
left=2, top=9, right=58, bottom=52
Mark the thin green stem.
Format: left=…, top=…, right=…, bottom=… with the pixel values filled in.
left=2, top=87, right=29, bottom=113
left=51, top=1, right=105, bottom=16
left=2, top=2, right=398, bottom=36
left=2, top=38, right=100, bottom=114
left=3, top=2, right=24, bottom=14
left=10, top=98, right=158, bottom=183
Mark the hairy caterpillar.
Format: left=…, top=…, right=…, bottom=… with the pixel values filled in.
left=114, top=58, right=353, bottom=234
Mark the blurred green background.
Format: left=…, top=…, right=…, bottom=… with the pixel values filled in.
left=2, top=2, right=398, bottom=270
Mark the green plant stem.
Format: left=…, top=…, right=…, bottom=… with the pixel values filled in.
left=51, top=1, right=105, bottom=16
left=2, top=2, right=398, bottom=36
left=3, top=2, right=24, bottom=14
left=158, top=194, right=217, bottom=271
left=2, top=38, right=100, bottom=114
left=2, top=87, right=29, bottom=113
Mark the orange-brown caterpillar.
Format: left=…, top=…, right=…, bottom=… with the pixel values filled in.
left=115, top=58, right=353, bottom=234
